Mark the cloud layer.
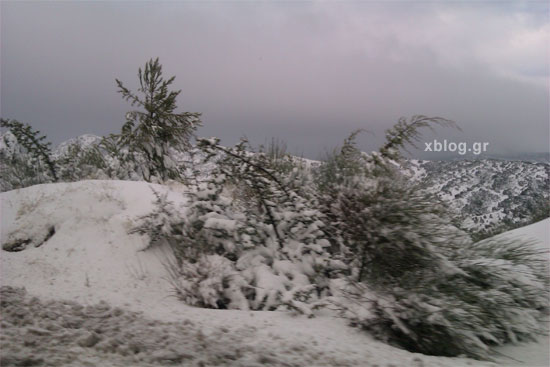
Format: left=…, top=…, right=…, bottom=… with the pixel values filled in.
left=1, top=1, right=548, bottom=158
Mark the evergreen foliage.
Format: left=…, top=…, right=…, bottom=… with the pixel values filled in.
left=0, top=119, right=57, bottom=190
left=131, top=116, right=548, bottom=359
left=114, top=58, right=202, bottom=182
left=133, top=138, right=336, bottom=314
left=332, top=235, right=548, bottom=359
left=2, top=101, right=547, bottom=360
left=379, top=115, right=458, bottom=160
left=314, top=120, right=549, bottom=360
left=55, top=141, right=108, bottom=182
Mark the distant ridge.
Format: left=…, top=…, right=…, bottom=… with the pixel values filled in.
left=412, top=152, right=550, bottom=163
left=402, top=159, right=549, bottom=237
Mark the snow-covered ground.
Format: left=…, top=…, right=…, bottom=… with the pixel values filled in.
left=493, top=219, right=549, bottom=252
left=1, top=180, right=548, bottom=366
left=491, top=219, right=550, bottom=367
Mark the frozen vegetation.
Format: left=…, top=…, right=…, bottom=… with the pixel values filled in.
left=1, top=60, right=548, bottom=366
left=1, top=180, right=548, bottom=366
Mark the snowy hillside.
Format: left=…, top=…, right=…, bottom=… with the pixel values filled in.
left=403, top=159, right=550, bottom=235
left=1, top=180, right=548, bottom=366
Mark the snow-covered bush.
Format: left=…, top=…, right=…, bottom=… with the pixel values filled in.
left=315, top=117, right=549, bottom=359
left=1, top=119, right=57, bottom=191
left=331, top=235, right=549, bottom=360
left=55, top=141, right=109, bottom=182
left=133, top=139, right=336, bottom=314
left=197, top=139, right=338, bottom=310
left=164, top=254, right=248, bottom=309
left=0, top=122, right=139, bottom=190
left=1, top=132, right=45, bottom=191
left=132, top=116, right=548, bottom=360
left=130, top=189, right=185, bottom=249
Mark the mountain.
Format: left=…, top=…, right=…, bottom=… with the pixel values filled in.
left=402, top=159, right=550, bottom=237
left=481, top=152, right=550, bottom=163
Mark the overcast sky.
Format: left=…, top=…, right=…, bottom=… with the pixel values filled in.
left=1, top=1, right=549, bottom=159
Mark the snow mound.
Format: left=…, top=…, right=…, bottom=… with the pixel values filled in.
left=1, top=180, right=187, bottom=307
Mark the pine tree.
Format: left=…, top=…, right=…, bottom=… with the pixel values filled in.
left=316, top=119, right=549, bottom=359
left=0, top=118, right=57, bottom=185
left=130, top=116, right=548, bottom=358
left=115, top=58, right=202, bottom=181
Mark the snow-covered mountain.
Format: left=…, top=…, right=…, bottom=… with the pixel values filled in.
left=403, top=159, right=550, bottom=236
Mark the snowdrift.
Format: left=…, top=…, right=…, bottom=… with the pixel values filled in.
left=1, top=180, right=547, bottom=366
left=1, top=180, right=186, bottom=308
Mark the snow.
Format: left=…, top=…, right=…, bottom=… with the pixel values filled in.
left=491, top=219, right=550, bottom=367
left=52, top=134, right=103, bottom=159
left=1, top=181, right=187, bottom=309
left=203, top=216, right=238, bottom=231
left=1, top=180, right=547, bottom=366
left=492, top=218, right=549, bottom=251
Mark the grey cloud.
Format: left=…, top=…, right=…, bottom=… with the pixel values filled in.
left=1, top=1, right=548, bottom=159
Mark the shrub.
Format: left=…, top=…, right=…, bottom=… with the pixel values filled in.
left=132, top=116, right=549, bottom=359
left=316, top=118, right=549, bottom=360
left=0, top=119, right=57, bottom=190
left=331, top=235, right=549, bottom=360
left=55, top=141, right=109, bottom=182
left=133, top=139, right=335, bottom=314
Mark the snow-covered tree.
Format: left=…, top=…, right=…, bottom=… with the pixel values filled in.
left=316, top=119, right=549, bottom=360
left=133, top=138, right=336, bottom=314
left=132, top=116, right=548, bottom=360
left=55, top=141, right=108, bottom=182
left=114, top=58, right=202, bottom=182
left=0, top=119, right=57, bottom=190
